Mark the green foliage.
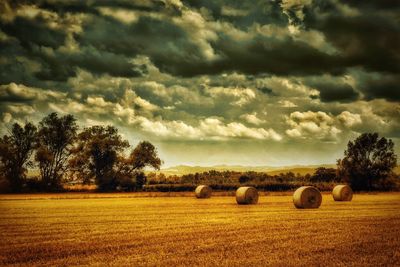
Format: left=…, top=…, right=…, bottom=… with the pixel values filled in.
left=0, top=177, right=11, bottom=193
left=69, top=125, right=129, bottom=191
left=128, top=141, right=162, bottom=171
left=2, top=114, right=398, bottom=193
left=69, top=126, right=161, bottom=191
left=146, top=169, right=340, bottom=192
left=0, top=113, right=163, bottom=192
left=337, top=133, right=397, bottom=191
left=239, top=174, right=251, bottom=184
left=134, top=171, right=147, bottom=190
left=0, top=122, right=37, bottom=192
left=310, top=167, right=338, bottom=183
left=35, top=113, right=78, bottom=191
left=143, top=181, right=335, bottom=192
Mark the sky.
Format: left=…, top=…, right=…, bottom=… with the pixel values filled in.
left=0, top=0, right=399, bottom=167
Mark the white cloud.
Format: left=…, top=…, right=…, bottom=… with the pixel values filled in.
left=337, top=111, right=362, bottom=127
left=132, top=116, right=282, bottom=141
left=134, top=96, right=159, bottom=111
left=137, top=117, right=200, bottom=138
left=281, top=0, right=312, bottom=21
left=173, top=8, right=219, bottom=61
left=0, top=83, right=65, bottom=101
left=140, top=81, right=169, bottom=98
left=240, top=112, right=265, bottom=125
left=285, top=111, right=341, bottom=141
left=7, top=104, right=35, bottom=114
left=87, top=96, right=113, bottom=108
left=163, top=0, right=184, bottom=9
left=207, top=86, right=256, bottom=106
left=200, top=118, right=282, bottom=140
left=259, top=76, right=319, bottom=97
left=113, top=104, right=136, bottom=124
left=221, top=6, right=249, bottom=17
left=279, top=100, right=298, bottom=108
left=85, top=118, right=110, bottom=127
left=2, top=112, right=12, bottom=123
left=0, top=83, right=36, bottom=100
left=98, top=7, right=139, bottom=24
left=69, top=69, right=132, bottom=93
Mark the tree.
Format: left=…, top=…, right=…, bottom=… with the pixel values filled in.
left=129, top=141, right=162, bottom=170
left=120, top=141, right=162, bottom=190
left=134, top=171, right=147, bottom=190
left=310, top=167, right=338, bottom=183
left=69, top=125, right=129, bottom=191
left=35, top=113, right=78, bottom=190
left=69, top=126, right=161, bottom=191
left=337, top=133, right=397, bottom=190
left=0, top=122, right=37, bottom=192
left=239, top=175, right=251, bottom=184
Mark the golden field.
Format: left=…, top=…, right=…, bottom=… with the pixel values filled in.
left=0, top=192, right=400, bottom=266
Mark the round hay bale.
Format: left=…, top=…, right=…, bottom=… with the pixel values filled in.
left=236, top=186, right=259, bottom=205
left=332, top=185, right=353, bottom=201
left=195, top=185, right=212, bottom=198
left=293, top=186, right=322, bottom=209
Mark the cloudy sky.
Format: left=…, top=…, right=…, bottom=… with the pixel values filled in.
left=0, top=0, right=399, bottom=167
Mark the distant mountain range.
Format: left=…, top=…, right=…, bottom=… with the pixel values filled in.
left=156, top=164, right=338, bottom=176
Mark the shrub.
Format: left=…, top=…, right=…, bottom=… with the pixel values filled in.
left=0, top=177, right=11, bottom=193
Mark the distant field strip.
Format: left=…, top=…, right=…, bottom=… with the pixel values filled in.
left=0, top=193, right=399, bottom=266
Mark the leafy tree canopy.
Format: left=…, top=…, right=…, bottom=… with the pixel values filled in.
left=36, top=113, right=78, bottom=190
left=337, top=133, right=397, bottom=190
left=0, top=123, right=37, bottom=192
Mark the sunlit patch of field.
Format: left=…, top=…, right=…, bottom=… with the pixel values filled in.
left=0, top=193, right=399, bottom=266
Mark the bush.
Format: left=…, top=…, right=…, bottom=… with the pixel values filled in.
left=24, top=178, right=66, bottom=192
left=373, top=174, right=399, bottom=191
left=141, top=181, right=339, bottom=192
left=116, top=176, right=136, bottom=192
left=239, top=175, right=251, bottom=184
left=310, top=167, right=338, bottom=183
left=0, top=177, right=11, bottom=193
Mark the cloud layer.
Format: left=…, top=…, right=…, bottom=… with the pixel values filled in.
left=0, top=0, right=399, bottom=166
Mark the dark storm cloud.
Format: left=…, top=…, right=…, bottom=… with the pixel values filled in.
left=1, top=16, right=66, bottom=49
left=2, top=0, right=347, bottom=80
left=257, top=87, right=275, bottom=95
left=0, top=39, right=146, bottom=83
left=81, top=4, right=343, bottom=77
left=7, top=0, right=162, bottom=14
left=305, top=81, right=359, bottom=103
left=359, top=74, right=400, bottom=102
left=0, top=39, right=38, bottom=85
left=0, top=1, right=149, bottom=83
left=0, top=0, right=399, bottom=103
left=345, top=0, right=400, bottom=10
left=77, top=15, right=187, bottom=59
left=303, top=0, right=400, bottom=74
left=2, top=0, right=399, bottom=81
left=183, top=0, right=288, bottom=28
left=72, top=0, right=396, bottom=78
left=206, top=35, right=344, bottom=77
left=33, top=46, right=147, bottom=81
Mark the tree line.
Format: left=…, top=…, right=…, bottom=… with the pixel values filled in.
left=145, top=133, right=398, bottom=191
left=0, top=113, right=161, bottom=192
left=0, top=112, right=398, bottom=192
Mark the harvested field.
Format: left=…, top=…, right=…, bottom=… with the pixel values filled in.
left=0, top=193, right=399, bottom=266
